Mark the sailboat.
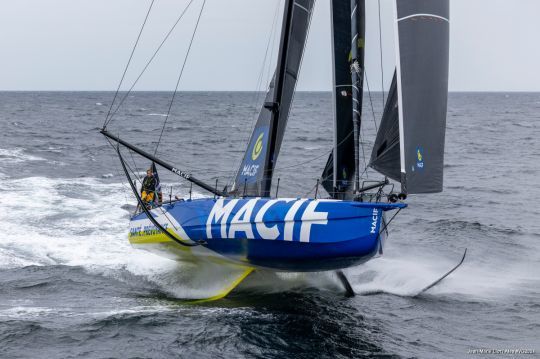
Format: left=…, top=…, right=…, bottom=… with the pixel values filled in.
left=101, top=0, right=458, bottom=299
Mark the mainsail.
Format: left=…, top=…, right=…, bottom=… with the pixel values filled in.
left=371, top=0, right=449, bottom=194
left=321, top=0, right=365, bottom=199
left=231, top=0, right=315, bottom=197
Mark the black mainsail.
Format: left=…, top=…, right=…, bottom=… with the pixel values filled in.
left=322, top=0, right=366, bottom=199
left=231, top=0, right=315, bottom=197
left=371, top=0, right=449, bottom=194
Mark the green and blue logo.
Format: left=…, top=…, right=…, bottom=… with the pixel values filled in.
left=416, top=146, right=425, bottom=170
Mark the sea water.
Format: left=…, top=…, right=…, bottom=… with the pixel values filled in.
left=0, top=92, right=538, bottom=358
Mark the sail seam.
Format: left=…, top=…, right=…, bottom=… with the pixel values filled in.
left=294, top=2, right=309, bottom=13
left=398, top=13, right=449, bottom=22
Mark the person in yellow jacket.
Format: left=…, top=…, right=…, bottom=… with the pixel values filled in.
left=141, top=168, right=156, bottom=207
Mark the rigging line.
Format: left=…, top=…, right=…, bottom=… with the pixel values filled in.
left=116, top=145, right=201, bottom=247
left=227, top=0, right=283, bottom=186
left=359, top=130, right=368, bottom=179
left=105, top=131, right=143, bottom=182
left=303, top=181, right=318, bottom=198
left=154, top=0, right=207, bottom=157
left=156, top=204, right=182, bottom=234
left=104, top=0, right=155, bottom=129
left=128, top=147, right=143, bottom=182
left=378, top=0, right=385, bottom=107
left=358, top=100, right=368, bottom=179
left=265, top=0, right=283, bottom=89
left=274, top=127, right=354, bottom=173
left=270, top=0, right=317, bottom=173
left=275, top=150, right=330, bottom=172
left=363, top=69, right=379, bottom=132
left=105, top=0, right=197, bottom=127
left=376, top=207, right=402, bottom=243
left=104, top=137, right=144, bottom=187
left=255, top=0, right=282, bottom=123
left=105, top=138, right=131, bottom=204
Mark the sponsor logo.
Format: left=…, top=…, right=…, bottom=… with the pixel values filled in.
left=206, top=199, right=328, bottom=242
left=370, top=208, right=379, bottom=234
left=129, top=223, right=169, bottom=237
left=251, top=133, right=264, bottom=161
left=241, top=164, right=259, bottom=177
left=172, top=167, right=191, bottom=179
left=416, top=146, right=424, bottom=170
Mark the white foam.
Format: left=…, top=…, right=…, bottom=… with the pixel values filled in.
left=0, top=175, right=232, bottom=299
left=345, top=251, right=540, bottom=300
left=0, top=306, right=56, bottom=319
left=0, top=148, right=46, bottom=164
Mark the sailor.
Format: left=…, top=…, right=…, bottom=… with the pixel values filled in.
left=141, top=168, right=156, bottom=207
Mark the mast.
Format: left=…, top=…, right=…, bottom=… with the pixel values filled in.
left=322, top=0, right=365, bottom=199
left=262, top=0, right=295, bottom=197
left=350, top=0, right=364, bottom=195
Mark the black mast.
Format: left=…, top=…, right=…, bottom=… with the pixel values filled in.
left=322, top=0, right=365, bottom=199
left=350, top=0, right=363, bottom=195
left=262, top=0, right=295, bottom=197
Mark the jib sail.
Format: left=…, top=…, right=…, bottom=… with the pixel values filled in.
left=231, top=0, right=315, bottom=197
left=370, top=71, right=400, bottom=182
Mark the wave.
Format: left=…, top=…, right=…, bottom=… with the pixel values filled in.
left=0, top=148, right=46, bottom=164
left=0, top=175, right=226, bottom=299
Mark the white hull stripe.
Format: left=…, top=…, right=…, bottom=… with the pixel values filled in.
left=398, top=13, right=449, bottom=23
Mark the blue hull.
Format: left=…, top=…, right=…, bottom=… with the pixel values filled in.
left=129, top=198, right=405, bottom=272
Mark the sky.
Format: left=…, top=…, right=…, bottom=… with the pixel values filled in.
left=0, top=0, right=539, bottom=92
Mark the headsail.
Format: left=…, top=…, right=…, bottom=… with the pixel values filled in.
left=371, top=0, right=449, bottom=194
left=321, top=0, right=365, bottom=199
left=231, top=0, right=315, bottom=197
left=370, top=71, right=400, bottom=182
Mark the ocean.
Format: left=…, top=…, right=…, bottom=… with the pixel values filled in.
left=0, top=91, right=538, bottom=358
